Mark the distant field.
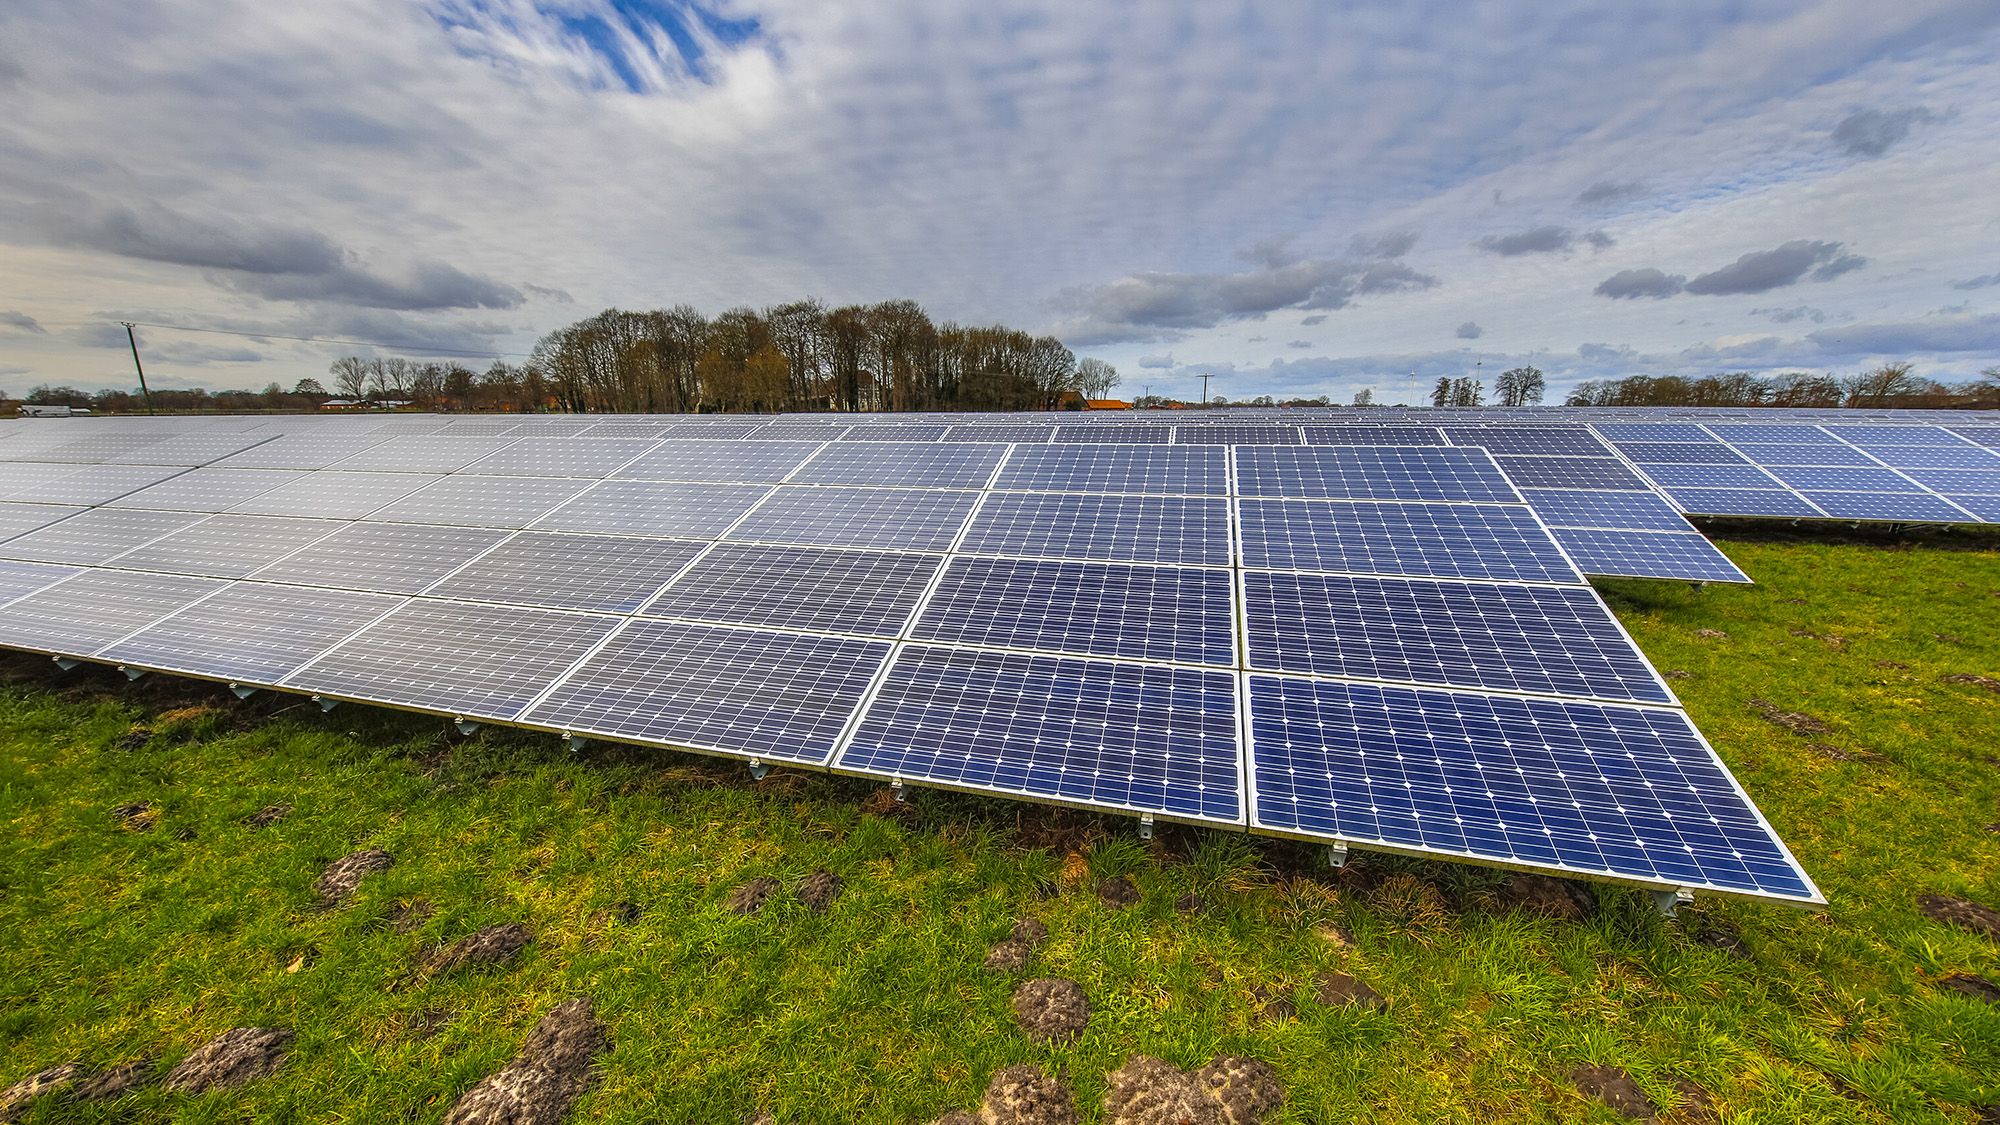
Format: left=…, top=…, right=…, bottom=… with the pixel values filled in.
left=1, top=531, right=1996, bottom=1123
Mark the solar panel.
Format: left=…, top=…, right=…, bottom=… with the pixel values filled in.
left=748, top=422, right=853, bottom=441
left=1830, top=424, right=1962, bottom=445
left=1613, top=442, right=1747, bottom=464
left=1547, top=529, right=1750, bottom=583
left=660, top=420, right=773, bottom=439
left=0, top=507, right=205, bottom=565
left=726, top=487, right=979, bottom=551
left=284, top=599, right=618, bottom=720
left=644, top=542, right=940, bottom=636
left=1591, top=423, right=1715, bottom=442
left=1943, top=494, right=2000, bottom=520
left=1299, top=425, right=1445, bottom=445
left=227, top=470, right=444, bottom=519
left=0, top=503, right=85, bottom=542
left=530, top=479, right=772, bottom=539
left=0, top=559, right=80, bottom=605
left=367, top=475, right=593, bottom=528
left=1243, top=677, right=1820, bottom=901
left=944, top=424, right=1054, bottom=443
left=992, top=445, right=1228, bottom=496
left=839, top=422, right=951, bottom=441
left=330, top=435, right=521, bottom=473
left=12, top=465, right=187, bottom=506
left=912, top=556, right=1235, bottom=666
left=103, top=468, right=308, bottom=512
left=21, top=433, right=174, bottom=463
left=1764, top=466, right=1919, bottom=492
left=0, top=569, right=225, bottom=655
left=1175, top=423, right=1301, bottom=445
left=1639, top=464, right=1780, bottom=489
left=460, top=437, right=660, bottom=478
left=1236, top=446, right=1520, bottom=502
left=615, top=440, right=825, bottom=483
left=211, top=433, right=392, bottom=469
left=99, top=582, right=402, bottom=683
left=1516, top=489, right=1690, bottom=531
left=960, top=492, right=1232, bottom=566
left=1728, top=443, right=1876, bottom=466
left=1797, top=492, right=1975, bottom=522
left=1950, top=427, right=2000, bottom=447
left=1854, top=445, right=2000, bottom=469
left=1237, top=499, right=1581, bottom=583
left=1705, top=424, right=1836, bottom=444
left=426, top=532, right=708, bottom=613
left=836, top=646, right=1242, bottom=824
left=1661, top=487, right=1821, bottom=518
left=1901, top=469, right=2000, bottom=493
left=250, top=522, right=509, bottom=594
left=1444, top=427, right=1610, bottom=456
left=524, top=620, right=891, bottom=763
left=103, top=432, right=276, bottom=466
left=1494, top=457, right=1650, bottom=490
left=789, top=442, right=1007, bottom=489
left=1053, top=423, right=1171, bottom=443
left=103, top=514, right=342, bottom=578
left=1243, top=572, right=1671, bottom=703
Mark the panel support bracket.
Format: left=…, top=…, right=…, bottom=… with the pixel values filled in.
left=1651, top=888, right=1695, bottom=918
left=228, top=683, right=257, bottom=700
left=1324, top=842, right=1350, bottom=869
left=561, top=731, right=588, bottom=753
left=890, top=779, right=908, bottom=803
left=312, top=695, right=338, bottom=712
left=748, top=759, right=770, bottom=781
left=1137, top=813, right=1155, bottom=841
left=51, top=656, right=78, bottom=672
left=453, top=717, right=480, bottom=736
left=118, top=665, right=146, bottom=681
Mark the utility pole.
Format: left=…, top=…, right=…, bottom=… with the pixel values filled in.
left=121, top=322, right=155, bottom=415
left=1200, top=372, right=1212, bottom=407
left=1143, top=383, right=1152, bottom=407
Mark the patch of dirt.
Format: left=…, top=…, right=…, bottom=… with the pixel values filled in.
left=1872, top=660, right=1910, bottom=670
left=1, top=1063, right=82, bottom=1121
left=426, top=923, right=534, bottom=974
left=442, top=997, right=605, bottom=1125
left=1662, top=669, right=1690, bottom=681
left=316, top=848, right=393, bottom=907
left=1786, top=628, right=1847, bottom=649
left=115, top=725, right=152, bottom=750
left=971, top=1064, right=1078, bottom=1125
left=1096, top=875, right=1140, bottom=908
left=1570, top=1064, right=1655, bottom=1120
left=405, top=1008, right=455, bottom=1039
left=1805, top=742, right=1878, bottom=763
left=110, top=801, right=158, bottom=832
left=1669, top=1077, right=1718, bottom=1124
left=1941, top=974, right=2000, bottom=1004
left=1103, top=1055, right=1284, bottom=1125
left=1012, top=978, right=1090, bottom=1043
left=1934, top=633, right=1966, bottom=645
left=1314, top=972, right=1387, bottom=1012
left=1175, top=892, right=1207, bottom=914
left=1195, top=1057, right=1283, bottom=1125
left=726, top=876, right=781, bottom=915
left=1493, top=873, right=1594, bottom=921
left=1941, top=673, right=2000, bottom=694
left=1248, top=985, right=1296, bottom=1026
left=797, top=869, right=843, bottom=913
left=1692, top=926, right=1750, bottom=959
left=1312, top=919, right=1355, bottom=947
left=162, top=1027, right=292, bottom=1094
left=591, top=901, right=641, bottom=927
left=1748, top=698, right=1832, bottom=736
left=70, top=1061, right=152, bottom=1102
left=985, top=918, right=1049, bottom=973
left=1780, top=597, right=1808, bottom=605
left=1917, top=894, right=2000, bottom=937
left=1693, top=629, right=1728, bottom=640
left=246, top=804, right=292, bottom=828
left=388, top=899, right=434, bottom=933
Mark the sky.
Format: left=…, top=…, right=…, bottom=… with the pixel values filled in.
left=1, top=0, right=1998, bottom=405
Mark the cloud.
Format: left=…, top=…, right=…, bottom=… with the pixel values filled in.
left=1299, top=315, right=1328, bottom=327
left=1136, top=353, right=1175, bottom=369
left=1576, top=180, right=1646, bottom=206
left=1287, top=339, right=1311, bottom=349
left=1830, top=107, right=1938, bottom=157
left=1684, top=240, right=1866, bottom=294
left=1749, top=305, right=1828, bottom=324
left=1477, top=225, right=1611, bottom=256
left=1807, top=313, right=2000, bottom=355
left=1054, top=256, right=1438, bottom=343
left=1456, top=321, right=1483, bottom=339
left=0, top=310, right=46, bottom=334
left=1595, top=268, right=1686, bottom=299
left=1950, top=273, right=2000, bottom=291
left=1348, top=232, right=1417, bottom=259
left=222, top=260, right=525, bottom=311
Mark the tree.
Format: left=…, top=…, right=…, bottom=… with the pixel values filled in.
left=1494, top=366, right=1545, bottom=407
left=1843, top=361, right=1920, bottom=406
left=293, top=378, right=327, bottom=397
left=1449, top=377, right=1484, bottom=407
left=1351, top=387, right=1374, bottom=407
left=1430, top=377, right=1451, bottom=408
left=1074, top=357, right=1119, bottom=400
left=328, top=357, right=370, bottom=400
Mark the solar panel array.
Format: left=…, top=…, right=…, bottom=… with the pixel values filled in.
left=0, top=410, right=1834, bottom=905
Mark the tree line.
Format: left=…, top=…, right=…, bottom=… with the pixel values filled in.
left=1429, top=366, right=1547, bottom=408
left=1565, top=364, right=2000, bottom=409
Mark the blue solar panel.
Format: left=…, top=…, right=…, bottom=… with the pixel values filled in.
left=789, top=442, right=1007, bottom=489
left=100, top=582, right=401, bottom=683
left=1244, top=572, right=1670, bottom=703
left=1662, top=488, right=1823, bottom=518
left=1299, top=425, right=1446, bottom=445
left=1902, top=469, right=2000, bottom=493
left=748, top=422, right=853, bottom=441
left=1517, top=489, right=1690, bottom=531
left=531, top=480, right=772, bottom=539
left=1237, top=500, right=1581, bottom=583
left=837, top=646, right=1242, bottom=824
left=911, top=557, right=1234, bottom=666
left=1705, top=424, right=1836, bottom=444
left=1942, top=494, right=2000, bottom=521
left=1244, top=677, right=1821, bottom=901
left=1764, top=465, right=1918, bottom=492
left=1495, top=457, right=1650, bottom=490
left=426, top=532, right=708, bottom=613
left=1614, top=442, right=1747, bottom=464
left=1591, top=423, right=1715, bottom=442
left=1053, top=423, right=1171, bottom=443
left=523, top=621, right=891, bottom=764
left=727, top=487, right=979, bottom=551
left=993, top=445, right=1227, bottom=495
left=0, top=559, right=81, bottom=605
left=1639, top=464, right=1779, bottom=489
left=1799, top=492, right=1977, bottom=522
left=1828, top=425, right=1961, bottom=445
left=644, top=542, right=941, bottom=636
left=841, top=423, right=951, bottom=442
left=1444, top=427, right=1610, bottom=456
left=1548, top=529, right=1750, bottom=583
left=960, top=492, right=1232, bottom=566
left=944, top=424, right=1055, bottom=443
left=615, top=440, right=825, bottom=483
left=1175, top=423, right=1300, bottom=445
left=1950, top=427, right=2000, bottom=447
left=1856, top=445, right=2000, bottom=469
left=1236, top=446, right=1519, bottom=502
left=1729, top=443, right=1877, bottom=466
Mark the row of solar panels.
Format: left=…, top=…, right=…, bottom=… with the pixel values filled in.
left=0, top=430, right=1821, bottom=905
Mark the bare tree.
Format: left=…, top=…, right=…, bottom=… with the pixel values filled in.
left=328, top=357, right=370, bottom=400
left=1495, top=366, right=1545, bottom=407
left=1074, top=357, right=1120, bottom=400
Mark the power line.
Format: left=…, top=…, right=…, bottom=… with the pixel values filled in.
left=115, top=321, right=535, bottom=359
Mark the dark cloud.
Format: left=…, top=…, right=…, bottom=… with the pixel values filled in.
left=1348, top=232, right=1417, bottom=259
left=1808, top=313, right=2000, bottom=355
left=66, top=320, right=260, bottom=365
left=39, top=199, right=524, bottom=311
left=1594, top=268, right=1685, bottom=299
left=1830, top=107, right=1938, bottom=157
left=0, top=51, right=22, bottom=89
left=1287, top=339, right=1311, bottom=349
left=1299, top=315, right=1328, bottom=327
left=1136, top=353, right=1175, bottom=369
left=522, top=283, right=576, bottom=303
left=1478, top=225, right=1609, bottom=256
left=1949, top=272, right=2000, bottom=291
left=1455, top=321, right=1482, bottom=339
left=1576, top=180, right=1646, bottom=206
left=0, top=310, right=45, bottom=334
left=1055, top=256, right=1438, bottom=343
left=1684, top=240, right=1866, bottom=294
left=1749, top=305, right=1828, bottom=324
left=1237, top=237, right=1298, bottom=269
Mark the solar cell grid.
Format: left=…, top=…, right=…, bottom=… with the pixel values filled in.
left=9, top=464, right=187, bottom=506
left=644, top=542, right=940, bottom=637
left=790, top=442, right=1007, bottom=489
left=227, top=470, right=444, bottom=519
left=837, top=646, right=1242, bottom=823
left=1729, top=443, right=1876, bottom=466
left=1854, top=445, right=2000, bottom=469
left=1547, top=529, right=1750, bottom=583
left=532, top=480, right=771, bottom=539
left=1243, top=572, right=1670, bottom=703
left=0, top=507, right=205, bottom=565
left=1943, top=494, right=2000, bottom=520
left=427, top=532, right=708, bottom=613
left=0, top=559, right=80, bottom=605
left=1515, top=489, right=1690, bottom=531
left=461, top=437, right=660, bottom=478
left=748, top=422, right=854, bottom=441
left=103, top=514, right=342, bottom=578
left=1662, top=488, right=1823, bottom=518
left=1949, top=427, right=2000, bottom=447
left=1799, top=492, right=1975, bottom=522
left=22, top=433, right=173, bottom=463
left=1704, top=424, right=1836, bottom=443
left=105, top=468, right=308, bottom=512
left=369, top=475, right=593, bottom=528
left=615, top=440, right=825, bottom=483
left=1615, top=442, right=1746, bottom=464
left=840, top=423, right=951, bottom=442
left=1764, top=466, right=1919, bottom=492
left=992, top=445, right=1227, bottom=496
left=331, top=435, right=519, bottom=473
left=1236, top=446, right=1520, bottom=502
left=1495, top=457, right=1649, bottom=490
left=1444, top=427, right=1610, bottom=456
left=104, top=433, right=275, bottom=466
left=1053, top=423, right=1170, bottom=443
left=659, top=420, right=771, bottom=439
left=249, top=522, right=509, bottom=594
left=727, top=486, right=980, bottom=551
left=1299, top=425, right=1446, bottom=445
left=0, top=503, right=85, bottom=541
left=1591, top=423, right=1716, bottom=442
left=1638, top=464, right=1779, bottom=489
left=961, top=492, right=1232, bottom=566
left=1829, top=425, right=1965, bottom=445
left=1901, top=469, right=2000, bottom=493
left=100, top=582, right=403, bottom=683
left=1175, top=423, right=1301, bottom=445
left=912, top=556, right=1234, bottom=666
left=524, top=620, right=891, bottom=764
left=1237, top=499, right=1581, bottom=583
left=211, top=433, right=392, bottom=469
left=0, top=569, right=225, bottom=656
left=944, top=424, right=1055, bottom=443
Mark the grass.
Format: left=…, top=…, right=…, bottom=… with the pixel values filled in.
left=1, top=530, right=1997, bottom=1123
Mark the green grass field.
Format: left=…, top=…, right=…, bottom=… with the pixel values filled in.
left=2, top=531, right=1997, bottom=1122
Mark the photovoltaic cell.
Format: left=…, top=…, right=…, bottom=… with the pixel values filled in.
left=461, top=437, right=660, bottom=478
left=1591, top=423, right=1716, bottom=442
left=0, top=503, right=85, bottom=541
left=1943, top=494, right=2000, bottom=520
left=1661, top=488, right=1821, bottom=518
left=0, top=559, right=80, bottom=605
left=14, top=465, right=187, bottom=506
left=615, top=440, right=825, bottom=483
left=286, top=599, right=618, bottom=720
left=838, top=645, right=1242, bottom=823
left=1830, top=425, right=1961, bottom=445
left=1243, top=572, right=1670, bottom=703
left=330, top=435, right=520, bottom=473
left=104, top=432, right=275, bottom=466
left=23, top=434, right=174, bottom=463
left=103, top=514, right=342, bottom=578
left=531, top=480, right=772, bottom=538
left=1705, top=424, right=1836, bottom=444
left=1236, top=446, right=1520, bottom=502
left=1444, top=427, right=1611, bottom=456
left=100, top=582, right=402, bottom=683
left=993, top=444, right=1227, bottom=496
left=524, top=620, right=891, bottom=764
left=960, top=492, right=1232, bottom=566
left=644, top=542, right=940, bottom=636
left=426, top=532, right=708, bottom=613
left=1053, top=423, right=1171, bottom=443
left=1243, top=677, right=1820, bottom=901
left=367, top=475, right=593, bottom=528
left=1798, top=492, right=1975, bottom=522
left=839, top=423, right=951, bottom=442
left=912, top=556, right=1235, bottom=666
left=227, top=471, right=444, bottom=519
left=0, top=569, right=226, bottom=655
left=747, top=422, right=853, bottom=441
left=1494, top=457, right=1649, bottom=490
left=727, top=487, right=979, bottom=551
left=0, top=507, right=204, bottom=564
left=1729, top=443, right=1875, bottom=466
left=1614, top=442, right=1746, bottom=464
left=1299, top=425, right=1445, bottom=445
left=104, top=468, right=308, bottom=512
left=1639, top=464, right=1778, bottom=489
left=945, top=424, right=1054, bottom=443
left=211, top=433, right=392, bottom=469
left=1764, top=466, right=1919, bottom=492
left=250, top=522, right=509, bottom=594
left=1902, top=469, right=2000, bottom=493
left=1516, top=489, right=1690, bottom=531
left=789, top=442, right=1007, bottom=489
left=1547, top=529, right=1749, bottom=584
left=1237, top=499, right=1581, bottom=583
left=1853, top=445, right=2000, bottom=469
left=1175, top=423, right=1301, bottom=445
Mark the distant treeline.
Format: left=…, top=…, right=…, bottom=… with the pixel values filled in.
left=1565, top=364, right=2000, bottom=409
